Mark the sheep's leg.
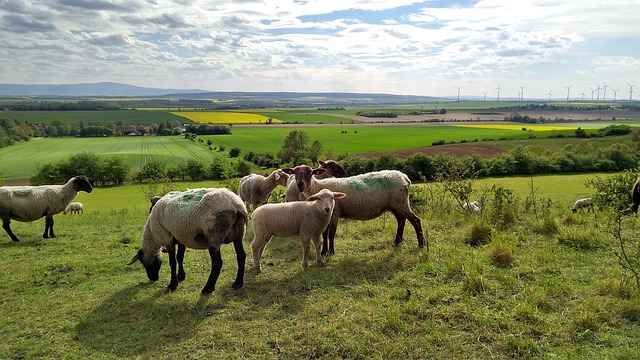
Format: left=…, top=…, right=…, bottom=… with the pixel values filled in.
left=176, top=243, right=186, bottom=281
left=166, top=243, right=179, bottom=292
left=43, top=216, right=55, bottom=238
left=311, top=235, right=324, bottom=267
left=404, top=209, right=426, bottom=250
left=251, top=235, right=270, bottom=274
left=202, top=246, right=223, bottom=295
left=322, top=217, right=339, bottom=256
left=300, top=235, right=311, bottom=268
left=2, top=219, right=20, bottom=242
left=390, top=209, right=406, bottom=246
left=321, top=228, right=329, bottom=255
left=231, top=237, right=245, bottom=289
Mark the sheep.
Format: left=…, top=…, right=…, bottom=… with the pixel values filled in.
left=282, top=165, right=426, bottom=256
left=285, top=160, right=348, bottom=202
left=63, top=202, right=84, bottom=214
left=251, top=189, right=346, bottom=274
left=632, top=178, right=640, bottom=214
left=0, top=176, right=93, bottom=242
left=572, top=197, right=594, bottom=213
left=239, top=169, right=289, bottom=212
left=128, top=188, right=248, bottom=294
left=463, top=201, right=481, bottom=214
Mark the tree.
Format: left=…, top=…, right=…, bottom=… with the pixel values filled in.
left=229, top=147, right=241, bottom=158
left=141, top=160, right=167, bottom=182
left=102, top=156, right=129, bottom=185
left=185, top=159, right=206, bottom=181
left=278, top=130, right=309, bottom=164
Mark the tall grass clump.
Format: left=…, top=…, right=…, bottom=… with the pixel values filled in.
left=488, top=240, right=516, bottom=268
left=466, top=221, right=492, bottom=247
left=558, top=227, right=600, bottom=250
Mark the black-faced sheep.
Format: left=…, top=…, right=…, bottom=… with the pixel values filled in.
left=239, top=169, right=288, bottom=212
left=285, top=160, right=348, bottom=202
left=251, top=189, right=346, bottom=274
left=572, top=198, right=594, bottom=213
left=128, top=188, right=248, bottom=294
left=632, top=178, right=640, bottom=214
left=282, top=165, right=426, bottom=256
left=64, top=202, right=83, bottom=214
left=0, top=176, right=93, bottom=242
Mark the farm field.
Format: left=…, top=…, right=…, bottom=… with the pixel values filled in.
left=1, top=173, right=639, bottom=359
left=0, top=136, right=217, bottom=181
left=171, top=111, right=284, bottom=124
left=1, top=110, right=184, bottom=125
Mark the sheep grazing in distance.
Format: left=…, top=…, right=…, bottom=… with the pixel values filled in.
left=282, top=165, right=426, bottom=256
left=128, top=188, right=248, bottom=294
left=0, top=176, right=93, bottom=242
left=631, top=178, right=640, bottom=214
left=64, top=202, right=84, bottom=214
left=251, top=189, right=346, bottom=274
left=285, top=160, right=348, bottom=202
left=463, top=201, right=481, bottom=214
left=572, top=198, right=594, bottom=213
left=239, top=169, right=288, bottom=212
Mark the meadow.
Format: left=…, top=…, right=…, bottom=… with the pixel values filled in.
left=1, top=173, right=639, bottom=359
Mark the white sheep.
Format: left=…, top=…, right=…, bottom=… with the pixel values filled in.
left=282, top=165, right=426, bottom=256
left=251, top=189, right=346, bottom=274
left=239, top=169, right=288, bottom=212
left=285, top=160, right=348, bottom=202
left=463, top=201, right=481, bottom=214
left=128, top=188, right=248, bottom=294
left=572, top=198, right=594, bottom=213
left=64, top=202, right=84, bottom=214
left=0, top=176, right=93, bottom=242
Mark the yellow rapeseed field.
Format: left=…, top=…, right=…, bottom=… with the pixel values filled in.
left=171, top=111, right=283, bottom=124
left=453, top=124, right=598, bottom=131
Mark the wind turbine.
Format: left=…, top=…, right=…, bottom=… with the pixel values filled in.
left=547, top=90, right=553, bottom=102
left=580, top=90, right=586, bottom=102
left=519, top=85, right=526, bottom=101
left=482, top=91, right=488, bottom=102
left=564, top=84, right=572, bottom=102
left=596, top=84, right=601, bottom=101
left=590, top=87, right=596, bottom=101
left=455, top=86, right=461, bottom=102
left=630, top=84, right=637, bottom=101
left=602, top=82, right=608, bottom=101
left=496, top=84, right=502, bottom=102
left=613, top=89, right=620, bottom=101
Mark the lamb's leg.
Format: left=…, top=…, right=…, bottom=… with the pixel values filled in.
left=300, top=235, right=311, bottom=268
left=166, top=243, right=179, bottom=291
left=2, top=219, right=20, bottom=242
left=176, top=243, right=186, bottom=281
left=232, top=236, right=245, bottom=289
left=251, top=234, right=270, bottom=274
left=311, top=234, right=324, bottom=267
left=202, top=246, right=223, bottom=295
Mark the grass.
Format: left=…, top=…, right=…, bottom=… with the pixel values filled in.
left=1, top=110, right=185, bottom=125
left=1, top=173, right=639, bottom=358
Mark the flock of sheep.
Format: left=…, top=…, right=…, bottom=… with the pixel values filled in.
left=2, top=165, right=639, bottom=294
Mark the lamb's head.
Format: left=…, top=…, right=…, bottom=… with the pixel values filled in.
left=282, top=165, right=326, bottom=193
left=274, top=169, right=289, bottom=187
left=128, top=248, right=162, bottom=282
left=306, top=189, right=346, bottom=215
left=72, top=176, right=93, bottom=193
left=318, top=160, right=348, bottom=178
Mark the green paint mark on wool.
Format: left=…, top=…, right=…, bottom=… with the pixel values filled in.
left=166, top=188, right=208, bottom=210
left=346, top=175, right=391, bottom=193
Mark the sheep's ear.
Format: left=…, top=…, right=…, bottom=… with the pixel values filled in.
left=306, top=194, right=319, bottom=201
left=281, top=168, right=294, bottom=175
left=312, top=168, right=326, bottom=176
left=333, top=192, right=347, bottom=200
left=127, top=249, right=142, bottom=265
left=318, top=160, right=326, bottom=167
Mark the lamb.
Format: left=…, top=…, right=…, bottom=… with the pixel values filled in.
left=285, top=160, right=348, bottom=202
left=463, top=201, right=481, bottom=214
left=282, top=165, right=426, bottom=256
left=239, top=169, right=289, bottom=212
left=0, top=176, right=93, bottom=242
left=64, top=202, right=84, bottom=214
left=572, top=197, right=594, bottom=213
left=251, top=189, right=346, bottom=274
left=631, top=178, right=640, bottom=214
left=128, top=188, right=248, bottom=294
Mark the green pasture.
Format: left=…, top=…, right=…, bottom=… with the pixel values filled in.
left=0, top=137, right=217, bottom=181
left=250, top=111, right=354, bottom=124
left=1, top=110, right=185, bottom=125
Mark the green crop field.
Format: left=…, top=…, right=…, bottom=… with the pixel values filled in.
left=0, top=137, right=218, bottom=181
left=1, top=110, right=186, bottom=125
left=249, top=111, right=354, bottom=124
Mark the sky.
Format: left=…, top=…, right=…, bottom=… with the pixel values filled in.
left=1, top=0, right=640, bottom=100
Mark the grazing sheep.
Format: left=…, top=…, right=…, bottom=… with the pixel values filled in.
left=128, top=188, right=248, bottom=294
left=251, top=189, right=346, bottom=274
left=64, top=202, right=84, bottom=214
left=285, top=160, right=348, bottom=202
left=239, top=169, right=288, bottom=212
left=632, top=178, right=640, bottom=214
left=463, top=201, right=481, bottom=214
left=572, top=198, right=594, bottom=213
left=0, top=176, right=93, bottom=242
left=149, top=196, right=162, bottom=213
left=282, top=165, right=426, bottom=256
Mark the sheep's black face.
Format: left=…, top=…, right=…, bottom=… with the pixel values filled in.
left=141, top=253, right=162, bottom=282
left=73, top=176, right=93, bottom=193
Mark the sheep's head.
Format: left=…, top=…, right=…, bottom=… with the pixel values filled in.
left=72, top=176, right=93, bottom=193
left=128, top=248, right=162, bottom=282
left=149, top=196, right=162, bottom=213
left=306, top=189, right=346, bottom=214
left=274, top=169, right=289, bottom=187
left=282, top=165, right=326, bottom=193
left=318, top=160, right=348, bottom=178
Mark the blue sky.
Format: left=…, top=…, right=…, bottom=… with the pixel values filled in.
left=1, top=0, right=639, bottom=99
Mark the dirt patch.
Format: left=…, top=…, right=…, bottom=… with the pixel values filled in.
left=357, top=143, right=506, bottom=159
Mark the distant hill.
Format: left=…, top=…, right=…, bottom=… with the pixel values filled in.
left=0, top=82, right=208, bottom=97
